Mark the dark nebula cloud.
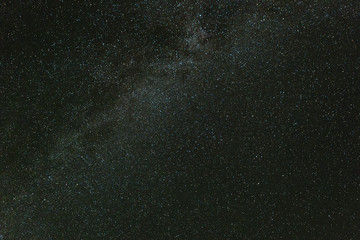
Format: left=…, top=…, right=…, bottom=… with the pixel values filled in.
left=1, top=1, right=359, bottom=239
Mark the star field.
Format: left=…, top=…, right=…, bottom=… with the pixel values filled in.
left=1, top=1, right=360, bottom=239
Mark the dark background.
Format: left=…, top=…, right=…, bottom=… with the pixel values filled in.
left=1, top=0, right=359, bottom=239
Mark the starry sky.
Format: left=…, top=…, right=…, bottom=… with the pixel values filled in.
left=1, top=1, right=360, bottom=239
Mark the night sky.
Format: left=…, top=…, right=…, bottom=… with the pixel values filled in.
left=1, top=1, right=360, bottom=239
